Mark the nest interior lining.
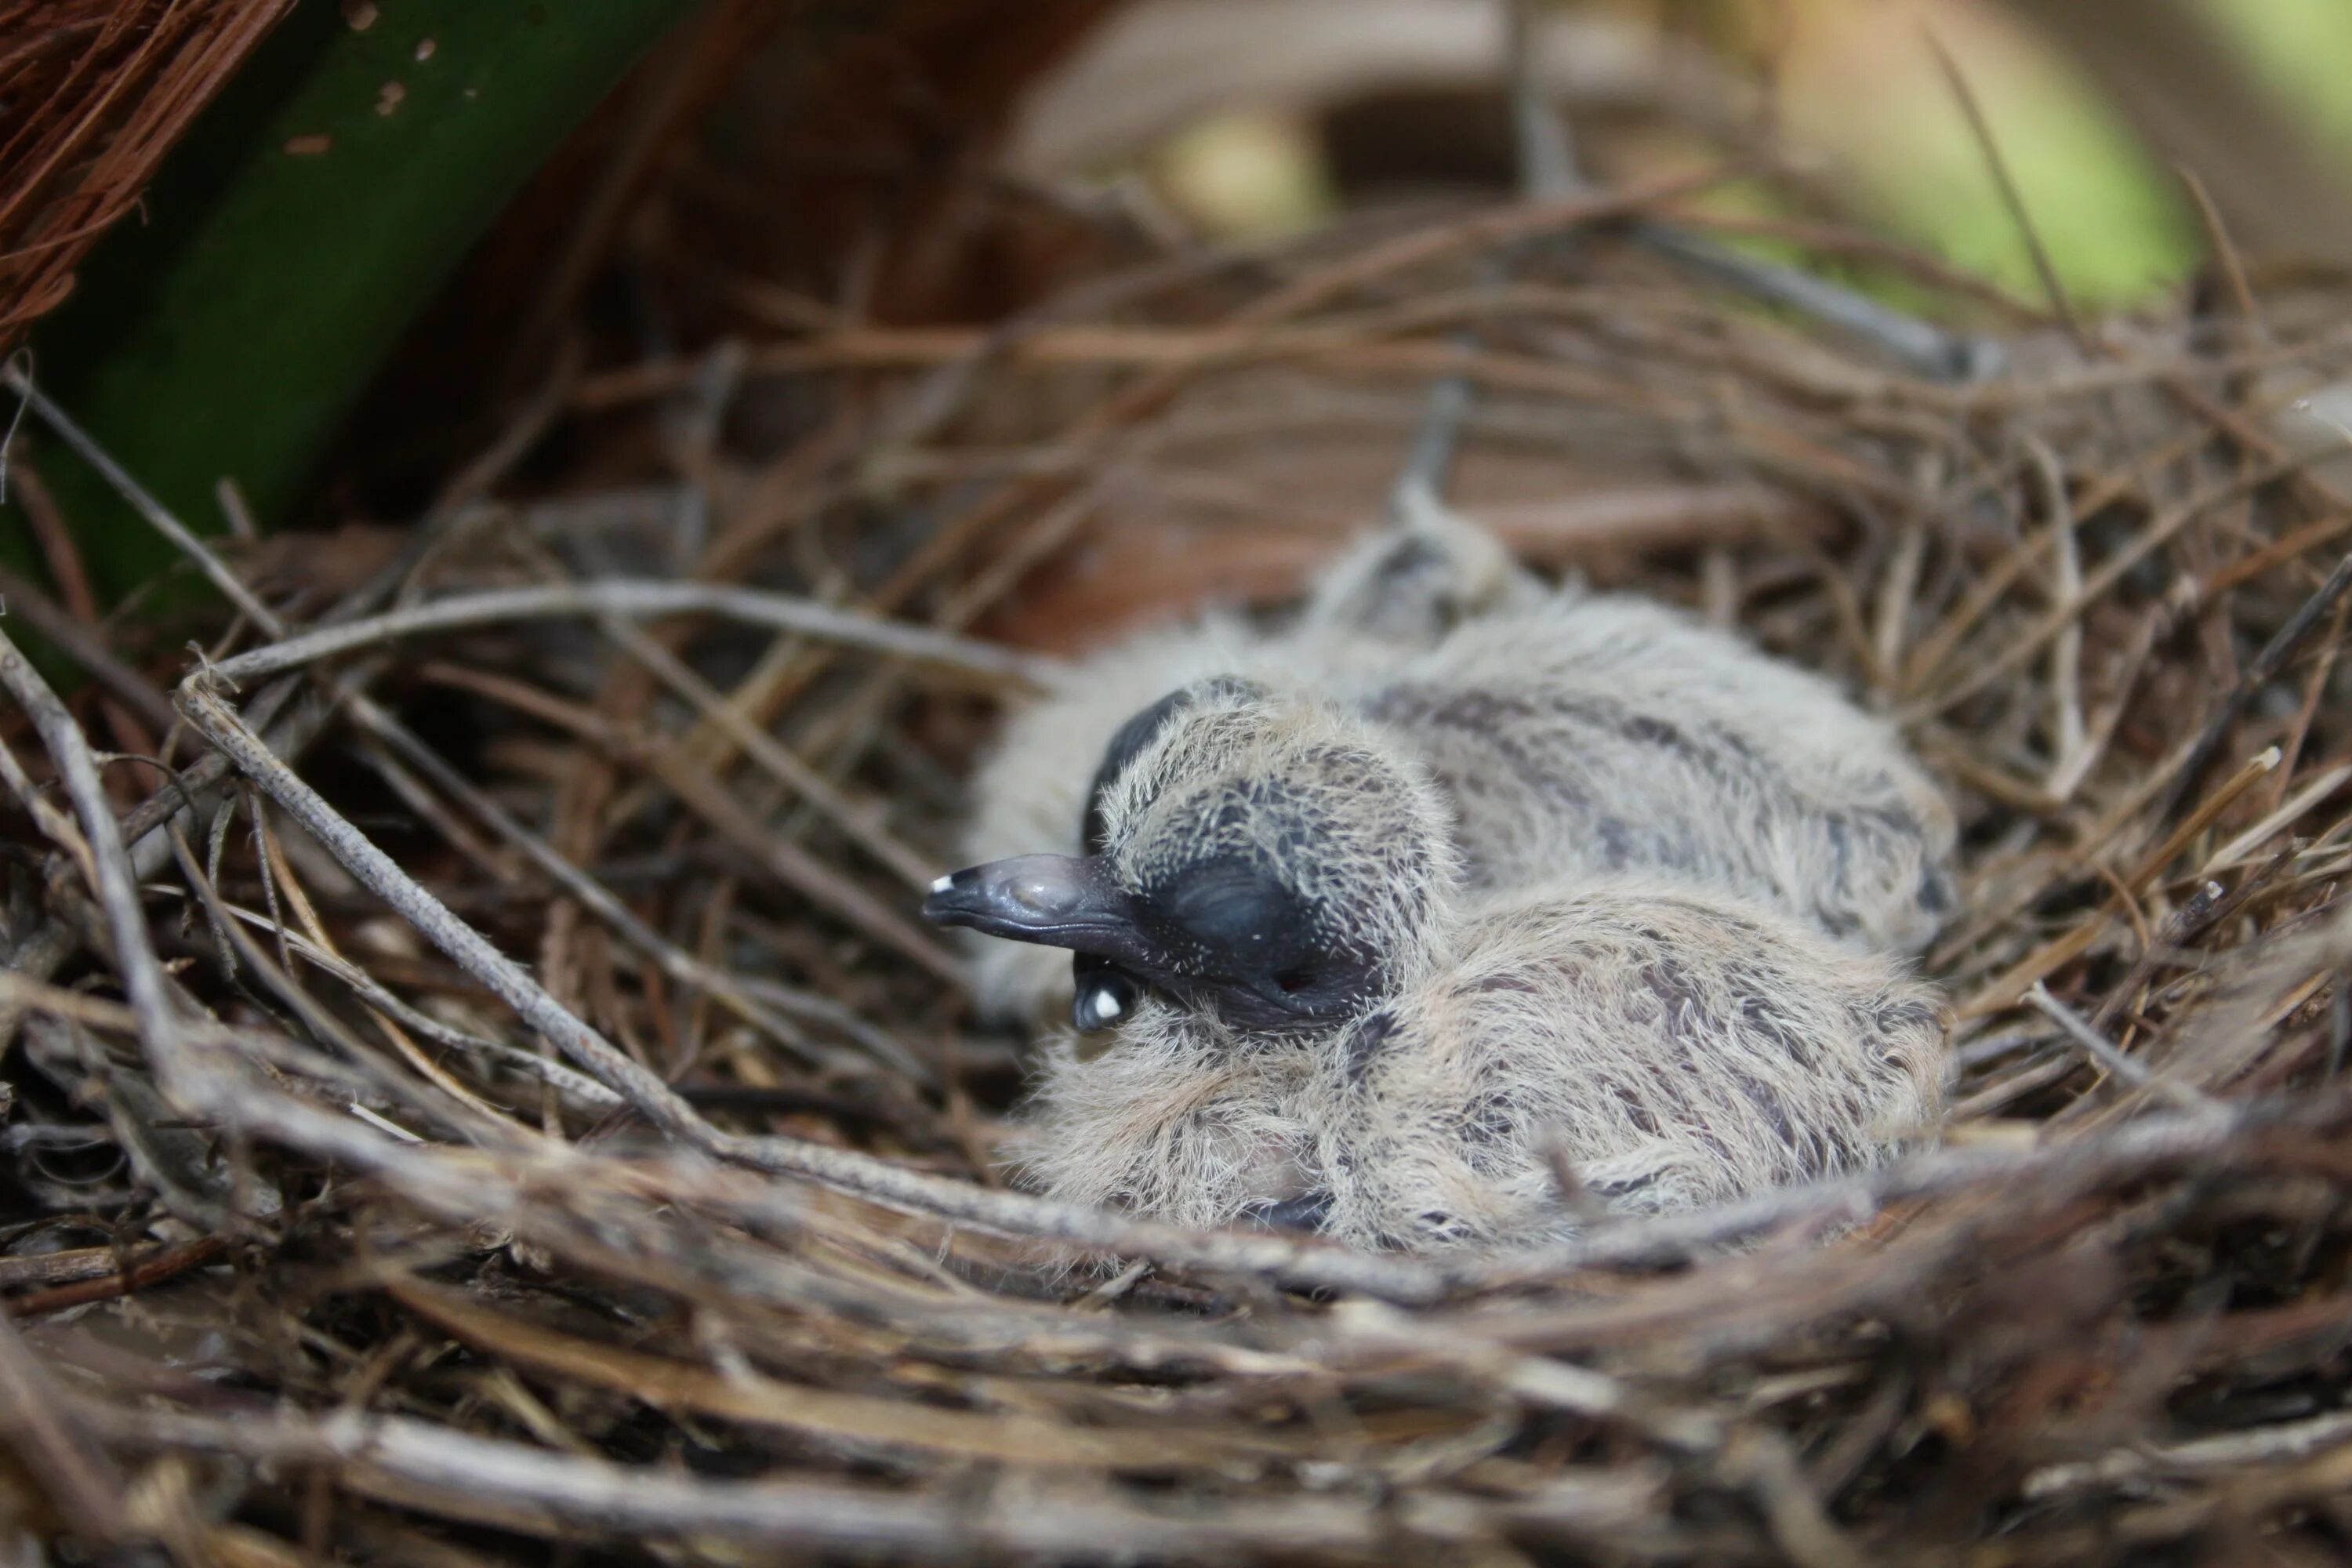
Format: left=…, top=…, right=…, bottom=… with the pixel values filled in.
left=2, top=184, right=2351, bottom=1566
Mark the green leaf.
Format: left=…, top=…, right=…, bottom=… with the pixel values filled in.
left=14, top=0, right=697, bottom=605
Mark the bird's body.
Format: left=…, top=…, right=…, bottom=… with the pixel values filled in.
left=931, top=514, right=1955, bottom=1252
left=1009, top=876, right=1943, bottom=1251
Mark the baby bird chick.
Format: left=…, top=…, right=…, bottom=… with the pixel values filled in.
left=956, top=512, right=1955, bottom=1033
left=927, top=687, right=1944, bottom=1250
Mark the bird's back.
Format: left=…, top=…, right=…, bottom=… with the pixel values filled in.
left=1340, top=593, right=1956, bottom=953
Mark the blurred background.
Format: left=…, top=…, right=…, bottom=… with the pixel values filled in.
left=1050, top=0, right=2352, bottom=303
left=13, top=0, right=2352, bottom=595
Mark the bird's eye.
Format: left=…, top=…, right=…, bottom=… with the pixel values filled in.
left=1272, top=965, right=1317, bottom=994
left=1072, top=959, right=1141, bottom=1033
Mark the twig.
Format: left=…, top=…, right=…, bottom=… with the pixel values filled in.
left=1504, top=0, right=1577, bottom=205
left=2024, top=437, right=2088, bottom=787
left=214, top=476, right=260, bottom=542
left=0, top=1311, right=130, bottom=1546
left=27, top=380, right=506, bottom=991
left=404, top=658, right=963, bottom=1023
left=2027, top=981, right=2224, bottom=1116
left=2085, top=873, right=2238, bottom=1035
left=1923, top=28, right=2081, bottom=347
left=2157, top=550, right=2352, bottom=821
left=0, top=622, right=298, bottom=1248
left=1956, top=746, right=2282, bottom=1019
left=1494, top=5, right=1998, bottom=379
left=2022, top=1408, right=2352, bottom=1501
left=1916, top=451, right=2333, bottom=719
left=2, top=359, right=274, bottom=622
left=599, top=617, right=938, bottom=889
left=0, top=564, right=179, bottom=737
left=2173, top=164, right=2264, bottom=341
left=387, top=1276, right=1283, bottom=1469
left=1388, top=0, right=1581, bottom=521
left=74, top=1404, right=1657, bottom=1555
left=1635, top=227, right=2000, bottom=381
left=1727, top=1427, right=1864, bottom=1568
left=202, top=579, right=1062, bottom=691
left=1467, top=1091, right=2302, bottom=1286
left=167, top=817, right=520, bottom=1142
left=3, top=1236, right=230, bottom=1318
left=189, top=897, right=630, bottom=1107
left=1389, top=372, right=1477, bottom=526
left=0, top=349, right=30, bottom=502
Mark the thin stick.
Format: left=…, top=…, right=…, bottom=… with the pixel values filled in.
left=0, top=630, right=178, bottom=1056
left=400, top=659, right=962, bottom=1020
left=0, top=349, right=28, bottom=502
left=600, top=617, right=938, bottom=889
left=1505, top=0, right=1577, bottom=205
left=0, top=1312, right=130, bottom=1546
left=0, top=564, right=179, bottom=736
left=2157, top=550, right=2352, bottom=821
left=74, top=1404, right=1652, bottom=1556
left=2089, top=858, right=2288, bottom=1038
left=1635, top=226, right=1998, bottom=380
left=2026, top=981, right=2224, bottom=1115
left=2, top=361, right=275, bottom=623
left=204, top=579, right=1060, bottom=691
left=1388, top=0, right=1581, bottom=521
left=2172, top=163, right=2264, bottom=339
left=49, top=377, right=508, bottom=883
left=5, top=1236, right=231, bottom=1319
left=1915, top=451, right=2332, bottom=718
left=0, top=620, right=262, bottom=1258
left=1957, top=746, right=2283, bottom=1018
left=1468, top=1089, right=2303, bottom=1287
left=2025, top=437, right=2088, bottom=785
left=341, top=685, right=921, bottom=1079
left=2024, top=1407, right=2352, bottom=1501
left=1923, top=29, right=2081, bottom=346
left=214, top=476, right=260, bottom=542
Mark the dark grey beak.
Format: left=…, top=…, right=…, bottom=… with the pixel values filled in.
left=922, top=855, right=1148, bottom=962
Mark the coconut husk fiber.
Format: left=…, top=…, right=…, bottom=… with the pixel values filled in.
left=7, top=20, right=2352, bottom=1568
left=0, top=1, right=292, bottom=352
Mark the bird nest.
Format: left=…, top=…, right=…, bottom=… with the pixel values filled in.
left=6, top=187, right=2352, bottom=1566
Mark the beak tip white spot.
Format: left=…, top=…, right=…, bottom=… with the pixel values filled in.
left=929, top=874, right=955, bottom=894
left=1092, top=991, right=1123, bottom=1023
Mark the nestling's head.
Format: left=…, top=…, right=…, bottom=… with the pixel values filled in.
left=925, top=679, right=1457, bottom=1035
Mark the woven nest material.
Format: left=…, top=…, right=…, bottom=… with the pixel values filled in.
left=0, top=0, right=289, bottom=351
left=6, top=185, right=2352, bottom=1566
